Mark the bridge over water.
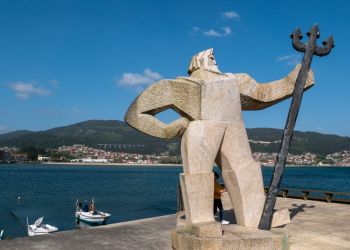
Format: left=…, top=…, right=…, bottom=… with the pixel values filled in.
left=96, top=144, right=147, bottom=150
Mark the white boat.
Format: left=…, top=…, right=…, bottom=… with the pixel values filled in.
left=0, top=229, right=3, bottom=240
left=75, top=198, right=110, bottom=224
left=75, top=211, right=111, bottom=224
left=27, top=217, right=58, bottom=236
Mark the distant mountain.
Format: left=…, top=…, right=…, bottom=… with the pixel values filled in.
left=0, top=130, right=33, bottom=141
left=0, top=120, right=174, bottom=154
left=0, top=120, right=349, bottom=155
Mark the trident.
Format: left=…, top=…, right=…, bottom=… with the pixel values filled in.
left=259, top=24, right=334, bottom=230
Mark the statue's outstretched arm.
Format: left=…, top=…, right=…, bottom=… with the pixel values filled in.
left=124, top=79, right=201, bottom=139
left=237, top=64, right=314, bottom=110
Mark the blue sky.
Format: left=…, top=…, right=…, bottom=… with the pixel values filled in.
left=0, top=0, right=349, bottom=136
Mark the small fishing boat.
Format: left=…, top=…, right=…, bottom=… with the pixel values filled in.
left=27, top=217, right=58, bottom=236
left=0, top=229, right=3, bottom=240
left=75, top=198, right=110, bottom=225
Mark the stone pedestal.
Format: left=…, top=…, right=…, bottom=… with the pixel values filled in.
left=171, top=224, right=289, bottom=250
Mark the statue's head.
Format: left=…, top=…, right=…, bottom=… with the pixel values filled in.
left=187, top=48, right=221, bottom=75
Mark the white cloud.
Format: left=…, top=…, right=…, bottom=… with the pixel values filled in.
left=203, top=29, right=221, bottom=37
left=277, top=54, right=301, bottom=66
left=49, top=79, right=59, bottom=86
left=118, top=69, right=162, bottom=86
left=222, top=11, right=240, bottom=19
left=192, top=10, right=237, bottom=38
left=203, top=27, right=232, bottom=37
left=9, top=82, right=51, bottom=99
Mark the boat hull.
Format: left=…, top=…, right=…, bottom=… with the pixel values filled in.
left=27, top=225, right=58, bottom=237
left=75, top=211, right=110, bottom=224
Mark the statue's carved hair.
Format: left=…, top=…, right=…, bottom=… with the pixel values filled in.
left=187, top=48, right=214, bottom=75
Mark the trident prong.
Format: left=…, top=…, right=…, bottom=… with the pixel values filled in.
left=290, top=24, right=334, bottom=58
left=315, top=36, right=335, bottom=57
left=306, top=24, right=320, bottom=38
left=290, top=28, right=305, bottom=52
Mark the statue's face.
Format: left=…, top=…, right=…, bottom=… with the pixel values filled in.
left=206, top=54, right=220, bottom=73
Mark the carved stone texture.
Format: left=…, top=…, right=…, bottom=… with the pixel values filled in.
left=124, top=78, right=200, bottom=138
left=124, top=48, right=314, bottom=235
left=125, top=65, right=313, bottom=139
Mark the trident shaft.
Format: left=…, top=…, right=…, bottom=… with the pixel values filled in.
left=258, top=24, right=334, bottom=230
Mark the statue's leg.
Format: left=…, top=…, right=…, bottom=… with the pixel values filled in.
left=180, top=120, right=225, bottom=227
left=219, top=121, right=265, bottom=228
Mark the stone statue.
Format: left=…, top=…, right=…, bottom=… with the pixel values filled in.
left=125, top=48, right=313, bottom=230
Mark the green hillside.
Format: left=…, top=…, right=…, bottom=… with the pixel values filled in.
left=0, top=120, right=174, bottom=154
left=0, top=120, right=349, bottom=156
left=247, top=129, right=350, bottom=155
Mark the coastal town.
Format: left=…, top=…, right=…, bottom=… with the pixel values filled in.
left=1, top=144, right=350, bottom=166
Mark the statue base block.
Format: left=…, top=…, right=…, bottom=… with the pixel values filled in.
left=171, top=224, right=289, bottom=250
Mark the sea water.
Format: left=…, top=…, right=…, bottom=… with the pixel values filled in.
left=0, top=164, right=349, bottom=238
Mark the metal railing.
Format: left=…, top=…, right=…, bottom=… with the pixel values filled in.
left=176, top=184, right=350, bottom=212
left=264, top=187, right=350, bottom=204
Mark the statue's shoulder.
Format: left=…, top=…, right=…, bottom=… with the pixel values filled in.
left=143, top=78, right=201, bottom=92
left=227, top=72, right=251, bottom=80
left=176, top=76, right=203, bottom=85
left=224, top=73, right=256, bottom=89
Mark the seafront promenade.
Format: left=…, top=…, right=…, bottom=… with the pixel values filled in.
left=0, top=197, right=349, bottom=250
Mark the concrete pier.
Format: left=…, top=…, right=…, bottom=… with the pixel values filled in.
left=0, top=198, right=349, bottom=250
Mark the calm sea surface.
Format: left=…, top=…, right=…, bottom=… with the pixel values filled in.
left=0, top=164, right=349, bottom=238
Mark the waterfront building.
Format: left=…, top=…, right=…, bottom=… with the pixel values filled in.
left=37, top=155, right=52, bottom=162
left=11, top=153, right=28, bottom=162
left=0, top=149, right=11, bottom=163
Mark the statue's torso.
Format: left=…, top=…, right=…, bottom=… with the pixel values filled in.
left=200, top=77, right=242, bottom=122
left=183, top=70, right=242, bottom=122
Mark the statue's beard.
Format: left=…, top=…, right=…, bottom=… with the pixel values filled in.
left=206, top=64, right=221, bottom=74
